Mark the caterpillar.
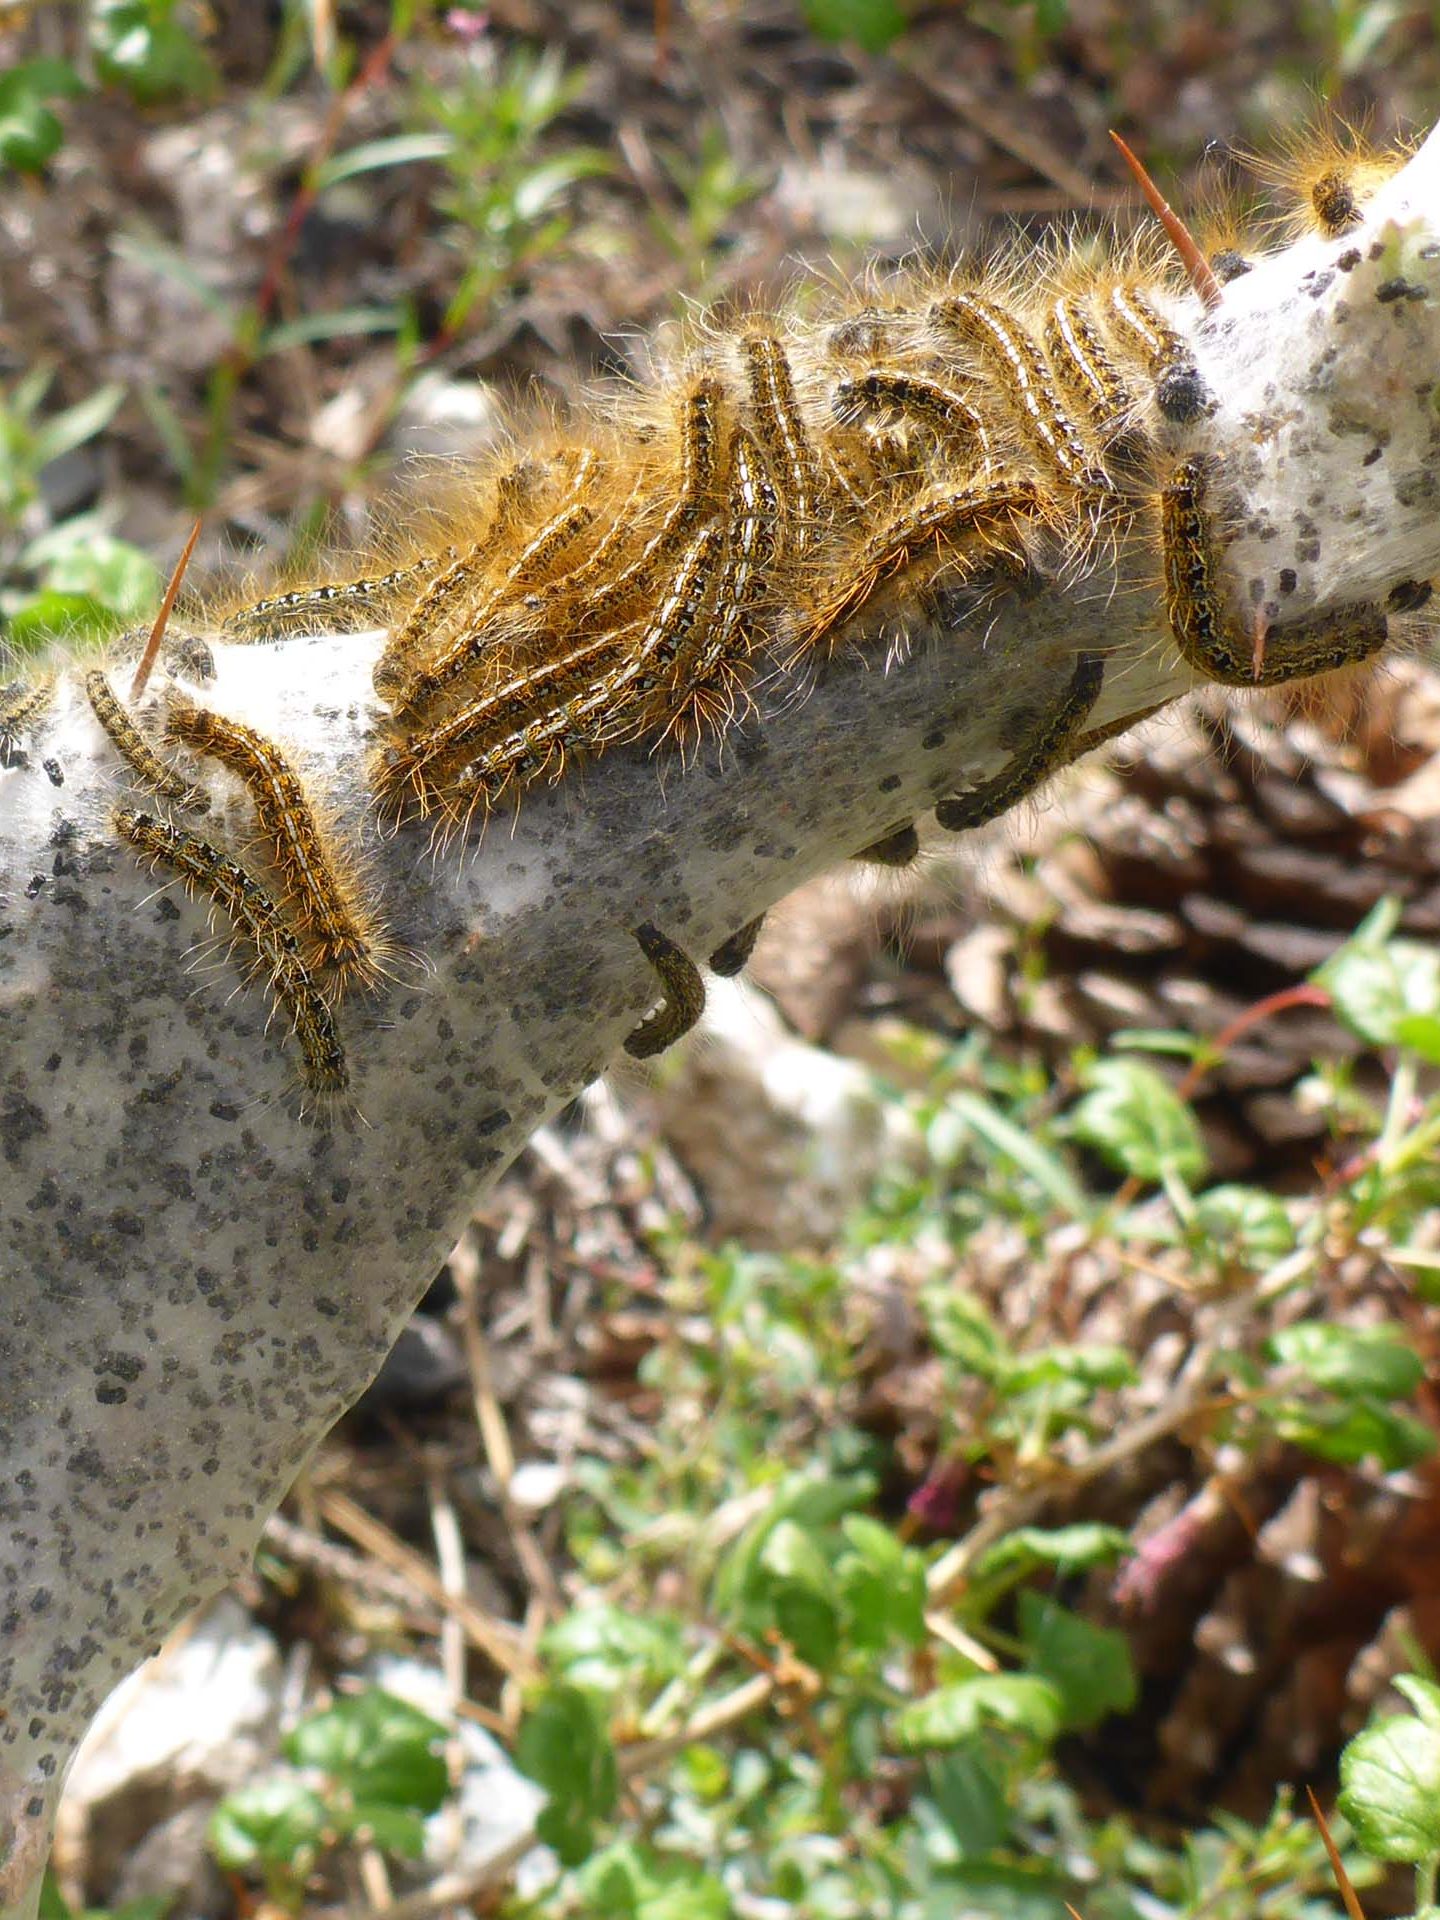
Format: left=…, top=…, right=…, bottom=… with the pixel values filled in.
left=930, top=295, right=1113, bottom=493
left=1247, top=121, right=1412, bottom=241
left=1159, top=456, right=1388, bottom=687
left=93, top=120, right=1419, bottom=1081
left=86, top=672, right=211, bottom=812
left=113, top=808, right=349, bottom=1100
left=224, top=550, right=460, bottom=639
left=626, top=922, right=707, bottom=1057
left=165, top=698, right=387, bottom=991
left=0, top=677, right=54, bottom=765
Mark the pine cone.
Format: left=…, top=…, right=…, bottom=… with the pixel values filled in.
left=931, top=658, right=1440, bottom=1179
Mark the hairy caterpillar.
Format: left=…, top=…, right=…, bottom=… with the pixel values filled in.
left=1249, top=120, right=1413, bottom=240
left=87, top=120, right=1425, bottom=1082
left=626, top=921, right=707, bottom=1057
left=86, top=671, right=211, bottom=812
left=165, top=698, right=387, bottom=991
left=930, top=295, right=1112, bottom=493
left=0, top=675, right=55, bottom=764
left=113, top=808, right=349, bottom=1099
left=10, top=119, right=1440, bottom=1920
left=1160, top=456, right=1389, bottom=686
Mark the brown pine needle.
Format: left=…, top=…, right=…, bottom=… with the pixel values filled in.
left=1110, top=130, right=1224, bottom=311
left=1307, top=1786, right=1368, bottom=1920
left=129, top=518, right=202, bottom=702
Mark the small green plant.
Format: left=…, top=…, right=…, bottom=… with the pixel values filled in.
left=38, top=1881, right=171, bottom=1920
left=1338, top=1673, right=1440, bottom=1916
left=0, top=371, right=160, bottom=648
left=209, top=1688, right=449, bottom=1913
left=415, top=44, right=610, bottom=339
left=800, top=0, right=911, bottom=54
left=88, top=0, right=218, bottom=105
left=0, top=57, right=85, bottom=175
left=0, top=369, right=125, bottom=531
left=651, top=124, right=767, bottom=290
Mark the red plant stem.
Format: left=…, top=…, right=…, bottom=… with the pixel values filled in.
left=130, top=517, right=203, bottom=702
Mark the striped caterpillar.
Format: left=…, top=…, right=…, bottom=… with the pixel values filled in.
left=113, top=808, right=350, bottom=1102
left=9, top=120, right=1421, bottom=1092
left=9, top=118, right=1440, bottom=1920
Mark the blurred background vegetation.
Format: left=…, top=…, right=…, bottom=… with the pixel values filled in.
left=9, top=3, right=1440, bottom=1918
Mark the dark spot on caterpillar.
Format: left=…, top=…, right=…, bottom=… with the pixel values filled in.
left=1312, top=169, right=1361, bottom=238
left=1156, top=366, right=1211, bottom=425
left=1337, top=248, right=1362, bottom=272
left=1278, top=568, right=1297, bottom=594
left=709, top=915, right=766, bottom=975
left=1210, top=250, right=1251, bottom=283
left=853, top=822, right=918, bottom=866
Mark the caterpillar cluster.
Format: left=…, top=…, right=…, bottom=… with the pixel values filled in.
left=1, top=124, right=1419, bottom=1103
left=349, top=131, right=1407, bottom=840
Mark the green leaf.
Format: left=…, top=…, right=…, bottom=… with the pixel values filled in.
left=712, top=1472, right=873, bottom=1618
left=971, top=1523, right=1130, bottom=1587
left=1270, top=1396, right=1435, bottom=1470
left=928, top=1748, right=1010, bottom=1858
left=895, top=1675, right=1063, bottom=1752
left=261, top=307, right=404, bottom=353
left=1002, top=1343, right=1138, bottom=1396
left=543, top=1605, right=686, bottom=1695
left=7, top=590, right=119, bottom=645
left=1269, top=1323, right=1425, bottom=1400
left=1396, top=1675, right=1440, bottom=1732
left=1319, top=932, right=1440, bottom=1060
left=940, top=1090, right=1091, bottom=1219
left=37, top=1876, right=71, bottom=1920
left=90, top=0, right=218, bottom=104
left=0, top=96, right=64, bottom=174
left=284, top=1689, right=448, bottom=1814
left=1016, top=1593, right=1137, bottom=1731
left=18, top=521, right=160, bottom=629
left=921, top=1287, right=1011, bottom=1381
left=759, top=1519, right=841, bottom=1668
left=515, top=1683, right=619, bottom=1864
left=0, top=60, right=85, bottom=175
left=801, top=0, right=909, bottom=53
left=1193, top=1184, right=1296, bottom=1267
left=1339, top=1708, right=1440, bottom=1863
left=0, top=58, right=87, bottom=105
left=339, top=1801, right=428, bottom=1859
left=31, top=383, right=126, bottom=469
left=209, top=1777, right=328, bottom=1872
left=1070, top=1059, right=1208, bottom=1185
left=580, top=1841, right=732, bottom=1919
left=838, top=1514, right=927, bottom=1648
left=312, top=132, right=454, bottom=192
left=538, top=1797, right=604, bottom=1869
